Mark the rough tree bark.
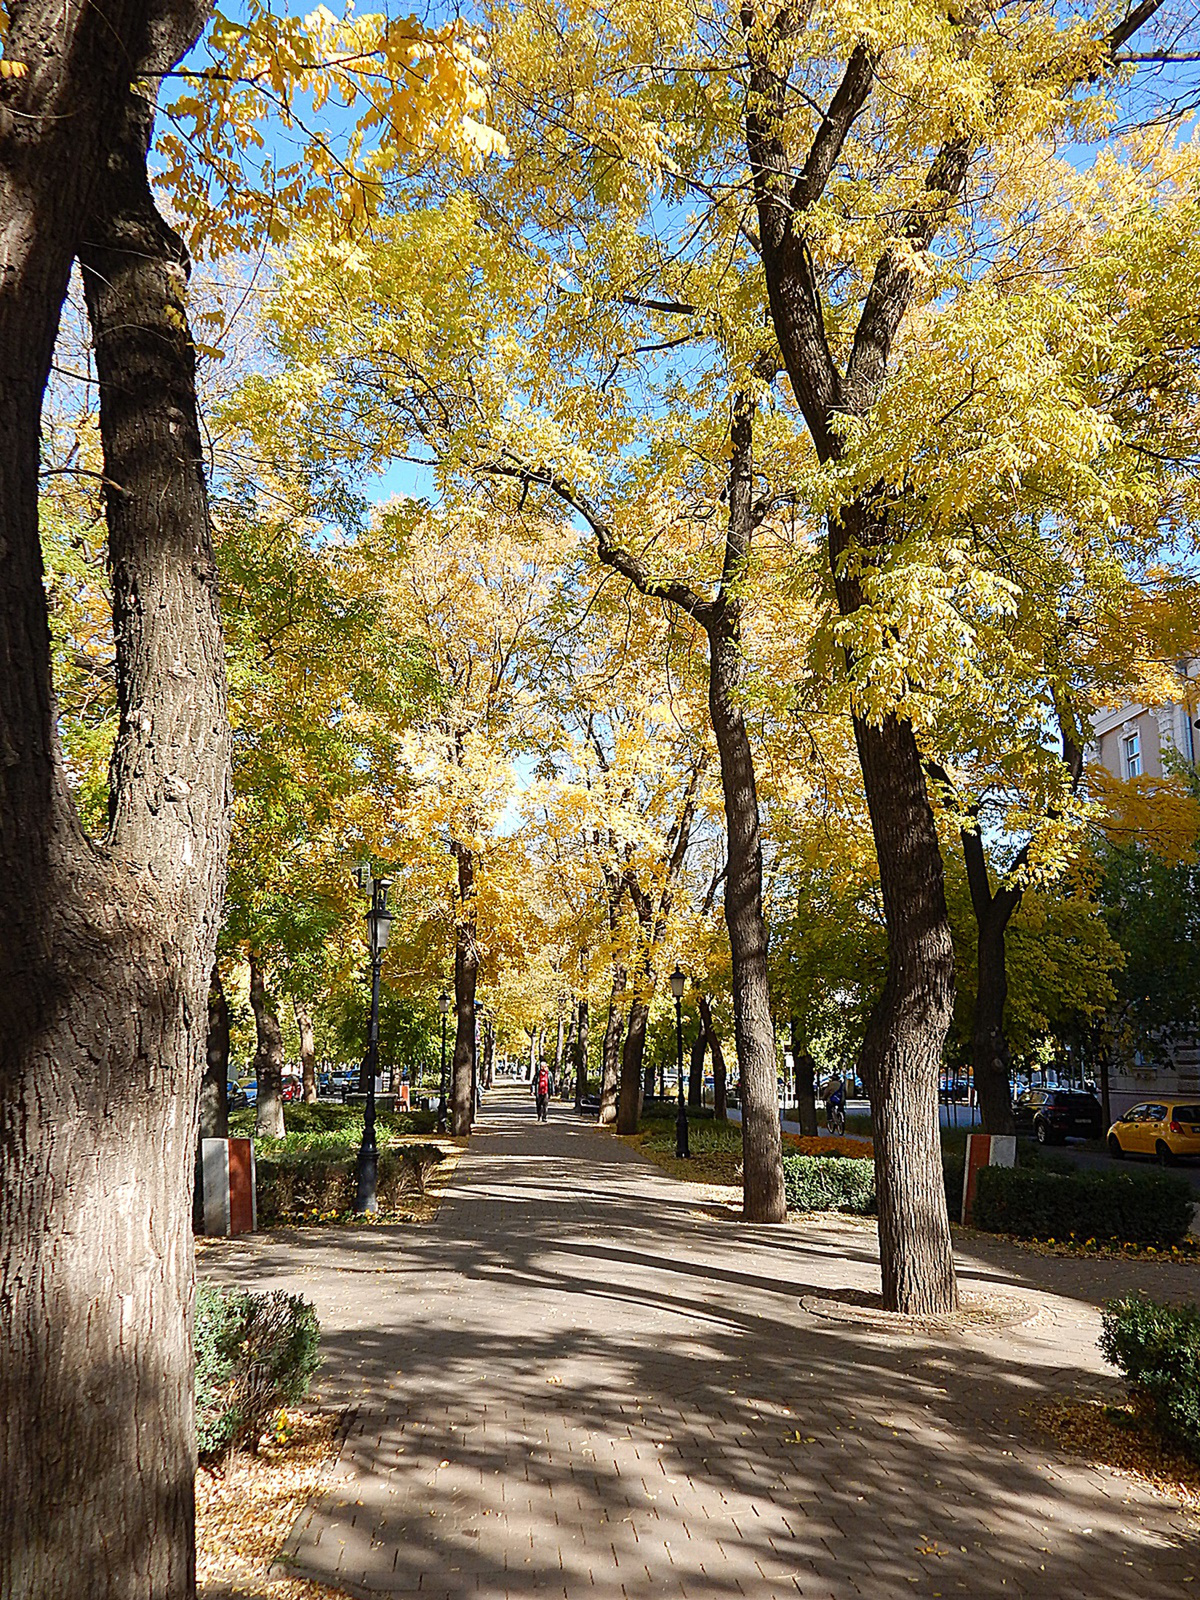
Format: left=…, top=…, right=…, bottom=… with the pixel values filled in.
left=704, top=398, right=785, bottom=1220
left=482, top=1017, right=495, bottom=1090
left=295, top=997, right=318, bottom=1105
left=599, top=970, right=625, bottom=1125
left=200, top=962, right=231, bottom=1140
left=742, top=18, right=961, bottom=1300
left=451, top=841, right=478, bottom=1136
left=700, top=996, right=728, bottom=1121
left=574, top=997, right=589, bottom=1109
left=617, top=990, right=652, bottom=1133
left=688, top=1016, right=707, bottom=1108
left=0, top=2, right=230, bottom=1592
left=250, top=954, right=285, bottom=1139
left=790, top=1016, right=818, bottom=1137
left=599, top=867, right=627, bottom=1125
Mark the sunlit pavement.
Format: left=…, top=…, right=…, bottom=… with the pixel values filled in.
left=200, top=1084, right=1200, bottom=1599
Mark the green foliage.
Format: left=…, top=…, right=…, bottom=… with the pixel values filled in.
left=323, top=985, right=442, bottom=1083
left=255, top=1144, right=441, bottom=1224
left=1100, top=1294, right=1200, bottom=1461
left=781, top=1154, right=876, bottom=1215
left=973, top=1165, right=1193, bottom=1247
left=194, top=1281, right=322, bottom=1463
left=228, top=1100, right=436, bottom=1150
left=1091, top=802, right=1200, bottom=1067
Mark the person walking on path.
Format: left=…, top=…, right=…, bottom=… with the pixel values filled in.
left=532, top=1061, right=552, bottom=1121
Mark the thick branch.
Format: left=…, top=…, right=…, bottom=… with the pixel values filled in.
left=791, top=42, right=878, bottom=213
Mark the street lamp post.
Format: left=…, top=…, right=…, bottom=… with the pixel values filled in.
left=355, top=872, right=393, bottom=1214
left=670, top=964, right=689, bottom=1159
left=438, top=990, right=451, bottom=1134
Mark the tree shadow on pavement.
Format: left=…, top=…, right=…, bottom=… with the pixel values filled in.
left=199, top=1093, right=1200, bottom=1599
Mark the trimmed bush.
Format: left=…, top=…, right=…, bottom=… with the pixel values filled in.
left=782, top=1153, right=876, bottom=1214
left=255, top=1144, right=442, bottom=1224
left=1100, top=1294, right=1200, bottom=1460
left=195, top=1282, right=321, bottom=1463
left=973, top=1164, right=1193, bottom=1247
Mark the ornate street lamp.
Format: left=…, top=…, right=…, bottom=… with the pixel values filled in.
left=354, top=871, right=393, bottom=1214
left=438, top=990, right=451, bottom=1134
left=670, top=964, right=689, bottom=1159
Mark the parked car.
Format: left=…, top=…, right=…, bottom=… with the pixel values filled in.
left=225, top=1079, right=248, bottom=1110
left=1012, top=1087, right=1103, bottom=1144
left=1107, top=1101, right=1200, bottom=1163
left=237, top=1078, right=257, bottom=1106
left=281, top=1074, right=303, bottom=1102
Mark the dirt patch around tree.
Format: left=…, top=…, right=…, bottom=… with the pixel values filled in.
left=198, top=1408, right=350, bottom=1600
left=798, top=1285, right=1041, bottom=1337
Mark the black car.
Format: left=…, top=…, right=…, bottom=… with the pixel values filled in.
left=1012, top=1087, right=1103, bottom=1145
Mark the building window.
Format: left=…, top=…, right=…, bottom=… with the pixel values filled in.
left=1123, top=730, right=1142, bottom=778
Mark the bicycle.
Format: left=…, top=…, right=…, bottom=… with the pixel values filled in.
left=826, top=1099, right=845, bottom=1136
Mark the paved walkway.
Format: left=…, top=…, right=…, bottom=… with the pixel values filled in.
left=201, top=1085, right=1200, bottom=1599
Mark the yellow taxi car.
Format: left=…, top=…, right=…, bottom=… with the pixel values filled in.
left=1107, top=1101, right=1200, bottom=1163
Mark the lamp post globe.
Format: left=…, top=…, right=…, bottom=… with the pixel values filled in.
left=355, top=875, right=391, bottom=1214
left=670, top=965, right=689, bottom=1159
left=438, top=990, right=451, bottom=1134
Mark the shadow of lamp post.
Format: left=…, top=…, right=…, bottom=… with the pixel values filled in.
left=354, top=867, right=394, bottom=1215
left=438, top=989, right=451, bottom=1134
left=671, top=963, right=689, bottom=1159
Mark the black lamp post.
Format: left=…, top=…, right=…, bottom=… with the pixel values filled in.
left=438, top=990, right=451, bottom=1134
left=670, top=964, right=689, bottom=1159
left=355, top=872, right=393, bottom=1214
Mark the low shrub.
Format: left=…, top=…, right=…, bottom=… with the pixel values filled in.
left=195, top=1282, right=322, bottom=1463
left=782, top=1153, right=876, bottom=1214
left=256, top=1145, right=442, bottom=1224
left=1100, top=1294, right=1200, bottom=1461
left=973, top=1164, right=1193, bottom=1247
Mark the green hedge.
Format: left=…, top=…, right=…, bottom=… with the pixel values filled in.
left=974, top=1164, right=1193, bottom=1246
left=195, top=1282, right=321, bottom=1463
left=1100, top=1294, right=1200, bottom=1460
left=256, top=1145, right=442, bottom=1224
left=782, top=1153, right=876, bottom=1214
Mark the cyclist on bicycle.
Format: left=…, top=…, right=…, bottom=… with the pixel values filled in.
left=825, top=1074, right=846, bottom=1135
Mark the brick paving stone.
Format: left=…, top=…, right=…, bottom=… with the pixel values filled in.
left=208, top=1085, right=1200, bottom=1600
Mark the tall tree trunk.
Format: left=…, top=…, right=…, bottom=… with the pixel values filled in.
left=200, top=962, right=230, bottom=1139
left=574, top=997, right=588, bottom=1109
left=790, top=1016, right=818, bottom=1137
left=295, top=997, right=318, bottom=1105
left=688, top=1013, right=707, bottom=1107
left=705, top=403, right=785, bottom=1221
left=700, top=996, right=728, bottom=1121
left=482, top=1018, right=494, bottom=1090
left=251, top=955, right=285, bottom=1139
left=0, top=5, right=230, bottom=1593
left=853, top=712, right=957, bottom=1314
left=617, top=995, right=650, bottom=1133
left=555, top=998, right=567, bottom=1084
left=599, top=968, right=625, bottom=1126
left=451, top=842, right=477, bottom=1136
left=972, top=914, right=1015, bottom=1134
